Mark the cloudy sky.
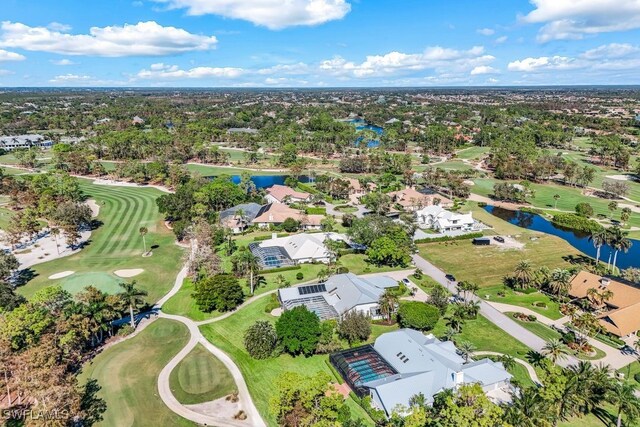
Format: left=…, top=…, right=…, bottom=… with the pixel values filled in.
left=1, top=0, right=640, bottom=87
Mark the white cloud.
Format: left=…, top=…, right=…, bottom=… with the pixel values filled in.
left=0, top=69, right=13, bottom=76
left=470, top=65, right=499, bottom=75
left=477, top=28, right=495, bottom=36
left=0, top=21, right=217, bottom=57
left=495, top=35, right=508, bottom=44
left=137, top=63, right=245, bottom=79
left=523, top=0, right=640, bottom=42
left=50, top=59, right=75, bottom=66
left=508, top=43, right=640, bottom=73
left=318, top=46, right=494, bottom=78
left=48, top=22, right=72, bottom=32
left=151, top=0, right=351, bottom=29
left=0, top=49, right=25, bottom=62
left=507, top=55, right=578, bottom=72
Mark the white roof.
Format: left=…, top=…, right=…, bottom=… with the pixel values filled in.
left=416, top=205, right=474, bottom=228
left=259, top=232, right=345, bottom=261
left=365, top=329, right=511, bottom=415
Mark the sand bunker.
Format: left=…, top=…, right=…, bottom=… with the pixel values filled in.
left=114, top=268, right=144, bottom=278
left=86, top=199, right=100, bottom=217
left=49, top=271, right=74, bottom=279
left=605, top=175, right=632, bottom=181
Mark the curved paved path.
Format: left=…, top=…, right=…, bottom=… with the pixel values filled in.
left=473, top=351, right=541, bottom=385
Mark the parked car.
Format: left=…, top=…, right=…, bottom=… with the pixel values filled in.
left=402, top=278, right=411, bottom=285
left=445, top=274, right=456, bottom=282
left=493, top=236, right=505, bottom=243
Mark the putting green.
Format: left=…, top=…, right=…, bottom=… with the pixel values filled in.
left=56, top=272, right=122, bottom=294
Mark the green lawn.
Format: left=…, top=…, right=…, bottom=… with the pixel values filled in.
left=455, top=146, right=490, bottom=160
left=186, top=163, right=281, bottom=177
left=418, top=234, right=580, bottom=288
left=169, top=344, right=236, bottom=405
left=0, top=206, right=13, bottom=230
left=199, top=297, right=376, bottom=426
left=78, top=319, right=196, bottom=427
left=506, top=313, right=563, bottom=341
left=17, top=180, right=184, bottom=303
left=482, top=285, right=562, bottom=320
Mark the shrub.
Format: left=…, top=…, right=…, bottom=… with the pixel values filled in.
left=634, top=373, right=640, bottom=384
left=397, top=302, right=440, bottom=331
left=337, top=311, right=371, bottom=344
left=575, top=202, right=594, bottom=218
left=117, top=324, right=135, bottom=337
left=296, top=272, right=303, bottom=280
left=275, top=306, right=321, bottom=356
left=244, top=321, right=278, bottom=359
left=534, top=302, right=547, bottom=308
left=553, top=212, right=603, bottom=233
left=193, top=274, right=245, bottom=312
left=336, top=266, right=349, bottom=274
left=281, top=217, right=300, bottom=232
left=264, top=294, right=280, bottom=313
left=527, top=314, right=537, bottom=322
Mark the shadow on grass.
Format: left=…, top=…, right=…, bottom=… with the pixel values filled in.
left=591, top=406, right=617, bottom=427
left=15, top=268, right=39, bottom=287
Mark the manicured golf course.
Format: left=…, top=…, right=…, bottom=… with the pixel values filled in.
left=79, top=319, right=196, bottom=427
left=169, top=344, right=236, bottom=405
left=17, top=180, right=184, bottom=302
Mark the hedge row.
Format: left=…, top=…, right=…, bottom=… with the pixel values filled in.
left=415, top=232, right=484, bottom=244
left=257, top=265, right=301, bottom=274
left=305, top=207, right=327, bottom=215
left=252, top=233, right=289, bottom=242
left=296, top=183, right=319, bottom=194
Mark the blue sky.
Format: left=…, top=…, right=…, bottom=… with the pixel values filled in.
left=1, top=0, right=640, bottom=87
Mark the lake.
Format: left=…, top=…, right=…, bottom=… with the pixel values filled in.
left=206, top=175, right=312, bottom=189
left=483, top=206, right=639, bottom=270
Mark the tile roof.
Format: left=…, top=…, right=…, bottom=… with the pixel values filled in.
left=266, top=184, right=310, bottom=202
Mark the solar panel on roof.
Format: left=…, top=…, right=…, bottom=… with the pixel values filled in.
left=298, top=283, right=327, bottom=295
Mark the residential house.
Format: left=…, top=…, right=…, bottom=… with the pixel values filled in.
left=251, top=203, right=323, bottom=230
left=387, top=187, right=453, bottom=211
left=416, top=205, right=474, bottom=233
left=265, top=184, right=311, bottom=204
left=0, top=134, right=53, bottom=151
left=219, top=203, right=262, bottom=234
left=132, top=116, right=145, bottom=125
left=278, top=272, right=399, bottom=320
left=331, top=329, right=512, bottom=417
left=568, top=271, right=640, bottom=338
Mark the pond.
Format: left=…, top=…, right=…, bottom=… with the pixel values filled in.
left=206, top=175, right=312, bottom=189
left=347, top=118, right=383, bottom=148
left=483, top=206, right=639, bottom=270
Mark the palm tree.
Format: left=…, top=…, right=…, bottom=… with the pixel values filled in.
left=139, top=226, right=148, bottom=255
left=378, top=290, right=399, bottom=322
left=588, top=228, right=607, bottom=266
left=500, top=355, right=516, bottom=371
left=549, top=269, right=572, bottom=297
left=542, top=338, right=571, bottom=363
left=609, top=381, right=640, bottom=427
left=118, top=280, right=148, bottom=329
left=458, top=341, right=476, bottom=363
left=621, top=207, right=632, bottom=226
left=234, top=248, right=260, bottom=295
left=608, top=201, right=618, bottom=219
left=446, top=315, right=464, bottom=333
left=608, top=227, right=632, bottom=273
left=513, top=260, right=534, bottom=289
left=504, top=388, right=553, bottom=427
left=553, top=193, right=560, bottom=209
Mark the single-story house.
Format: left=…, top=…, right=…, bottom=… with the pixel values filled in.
left=265, top=184, right=311, bottom=204
left=0, top=134, right=53, bottom=151
left=251, top=203, right=323, bottom=230
left=219, top=203, right=262, bottom=233
left=278, top=272, right=399, bottom=320
left=568, top=271, right=640, bottom=338
left=387, top=187, right=453, bottom=211
left=415, top=205, right=474, bottom=233
left=346, top=178, right=376, bottom=197
left=331, top=329, right=512, bottom=417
